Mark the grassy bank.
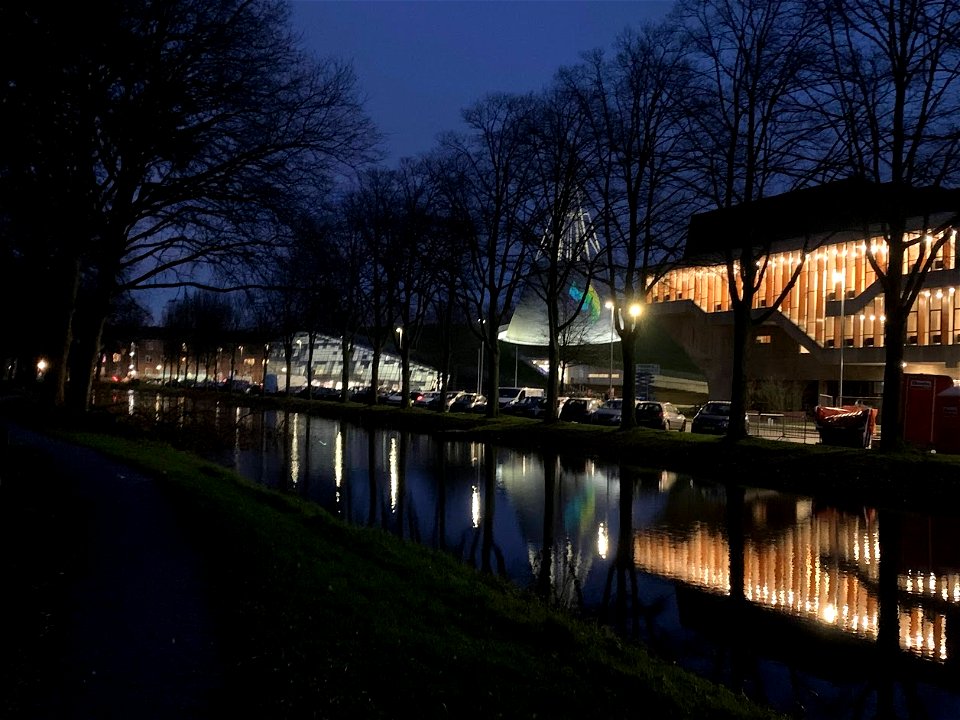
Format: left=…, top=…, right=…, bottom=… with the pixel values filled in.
left=1, top=401, right=784, bottom=719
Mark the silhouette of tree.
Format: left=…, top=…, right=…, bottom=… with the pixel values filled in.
left=0, top=0, right=376, bottom=409
left=816, top=0, right=960, bottom=449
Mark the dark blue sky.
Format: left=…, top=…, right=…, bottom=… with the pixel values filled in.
left=291, top=0, right=675, bottom=164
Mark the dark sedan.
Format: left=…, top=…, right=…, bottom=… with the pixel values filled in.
left=559, top=397, right=601, bottom=423
left=690, top=400, right=749, bottom=435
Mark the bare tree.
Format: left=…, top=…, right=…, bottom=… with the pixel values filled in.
left=674, top=0, right=826, bottom=438
left=521, top=84, right=603, bottom=422
left=566, top=24, right=696, bottom=429
left=438, top=94, right=539, bottom=418
left=817, top=0, right=960, bottom=450
left=0, top=0, right=377, bottom=409
left=345, top=169, right=401, bottom=404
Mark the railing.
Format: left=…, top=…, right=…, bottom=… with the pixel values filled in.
left=747, top=411, right=821, bottom=444
left=746, top=410, right=882, bottom=446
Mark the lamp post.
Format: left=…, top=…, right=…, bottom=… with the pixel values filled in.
left=604, top=300, right=615, bottom=398
left=833, top=270, right=845, bottom=406
left=476, top=319, right=485, bottom=396
left=395, top=327, right=403, bottom=384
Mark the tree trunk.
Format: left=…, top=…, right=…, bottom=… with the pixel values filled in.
left=728, top=302, right=751, bottom=440
left=484, top=334, right=500, bottom=419
left=306, top=331, right=316, bottom=400
left=879, top=310, right=906, bottom=451
left=619, top=325, right=638, bottom=430
left=339, top=335, right=351, bottom=402
left=283, top=339, right=293, bottom=394
left=65, top=289, right=112, bottom=412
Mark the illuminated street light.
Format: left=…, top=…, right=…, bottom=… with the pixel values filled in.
left=396, top=326, right=404, bottom=383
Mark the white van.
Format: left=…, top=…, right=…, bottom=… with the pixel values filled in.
left=497, top=386, right=544, bottom=408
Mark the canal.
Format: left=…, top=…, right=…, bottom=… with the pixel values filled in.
left=105, top=389, right=960, bottom=719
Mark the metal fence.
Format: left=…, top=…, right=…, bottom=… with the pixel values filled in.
left=745, top=410, right=882, bottom=446
left=746, top=411, right=822, bottom=444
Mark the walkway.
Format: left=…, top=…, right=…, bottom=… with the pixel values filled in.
left=2, top=422, right=224, bottom=719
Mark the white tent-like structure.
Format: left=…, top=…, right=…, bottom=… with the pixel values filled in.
left=498, top=206, right=617, bottom=348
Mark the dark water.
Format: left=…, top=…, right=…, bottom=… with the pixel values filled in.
left=103, top=389, right=960, bottom=719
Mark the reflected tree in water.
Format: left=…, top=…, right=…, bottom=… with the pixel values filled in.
left=531, top=453, right=592, bottom=610
left=600, top=464, right=640, bottom=639
left=430, top=440, right=450, bottom=552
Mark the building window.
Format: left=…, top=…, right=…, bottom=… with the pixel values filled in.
left=759, top=298, right=767, bottom=307
left=908, top=335, right=918, bottom=345
left=935, top=258, right=945, bottom=269
left=864, top=338, right=875, bottom=347
left=715, top=303, right=722, bottom=311
left=755, top=335, right=772, bottom=345
left=825, top=339, right=836, bottom=348
left=932, top=334, right=943, bottom=345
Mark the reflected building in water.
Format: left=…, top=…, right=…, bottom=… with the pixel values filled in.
left=632, top=486, right=957, bottom=664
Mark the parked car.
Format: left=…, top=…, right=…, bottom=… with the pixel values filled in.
left=496, top=386, right=544, bottom=410
left=690, top=400, right=749, bottom=435
left=450, top=392, right=487, bottom=413
left=635, top=401, right=686, bottom=431
left=414, top=391, right=440, bottom=408
left=559, top=397, right=601, bottom=423
left=384, top=390, right=424, bottom=406
left=504, top=396, right=551, bottom=419
left=426, top=390, right=466, bottom=411
left=589, top=399, right=627, bottom=426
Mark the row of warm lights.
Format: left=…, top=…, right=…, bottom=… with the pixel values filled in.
left=901, top=571, right=960, bottom=603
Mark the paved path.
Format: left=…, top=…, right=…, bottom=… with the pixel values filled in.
left=5, top=423, right=224, bottom=719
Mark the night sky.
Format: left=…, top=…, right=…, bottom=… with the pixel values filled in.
left=291, top=0, right=675, bottom=164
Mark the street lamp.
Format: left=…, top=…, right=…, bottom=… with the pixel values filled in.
left=395, top=327, right=403, bottom=383
left=477, top=319, right=485, bottom=396
left=833, top=270, right=845, bottom=406
left=604, top=300, right=615, bottom=398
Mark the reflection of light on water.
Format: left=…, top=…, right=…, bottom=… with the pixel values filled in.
left=658, top=470, right=676, bottom=493
left=333, top=428, right=343, bottom=512
left=389, top=435, right=398, bottom=512
left=822, top=603, right=837, bottom=624
left=290, top=413, right=300, bottom=487
left=597, top=522, right=608, bottom=559
left=154, top=394, right=161, bottom=422
left=471, top=485, right=480, bottom=528
left=127, top=389, right=135, bottom=416
left=233, top=407, right=242, bottom=468
left=334, top=429, right=343, bottom=488
left=634, top=507, right=951, bottom=662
